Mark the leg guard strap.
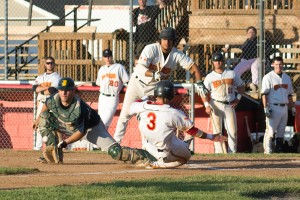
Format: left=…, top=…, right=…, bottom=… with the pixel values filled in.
left=108, top=143, right=157, bottom=163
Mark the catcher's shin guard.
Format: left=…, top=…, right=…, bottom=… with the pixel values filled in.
left=108, top=143, right=157, bottom=164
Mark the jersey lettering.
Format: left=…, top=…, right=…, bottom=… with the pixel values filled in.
left=147, top=112, right=156, bottom=130
left=109, top=80, right=119, bottom=87
left=274, top=84, right=288, bottom=90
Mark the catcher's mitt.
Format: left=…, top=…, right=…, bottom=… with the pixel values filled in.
left=42, top=145, right=63, bottom=164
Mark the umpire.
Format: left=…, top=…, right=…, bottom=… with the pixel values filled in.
left=34, top=77, right=155, bottom=164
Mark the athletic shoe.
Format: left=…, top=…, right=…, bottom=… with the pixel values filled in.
left=37, top=157, right=47, bottom=163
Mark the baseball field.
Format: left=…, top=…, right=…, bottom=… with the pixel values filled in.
left=0, top=150, right=300, bottom=199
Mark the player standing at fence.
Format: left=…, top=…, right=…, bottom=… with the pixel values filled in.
left=34, top=77, right=156, bottom=164
left=96, top=49, right=129, bottom=129
left=201, top=52, right=245, bottom=153
left=114, top=27, right=208, bottom=144
left=261, top=56, right=296, bottom=154
left=32, top=56, right=60, bottom=150
left=133, top=0, right=166, bottom=55
left=129, top=80, right=227, bottom=168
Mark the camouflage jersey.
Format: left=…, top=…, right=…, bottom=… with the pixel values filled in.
left=45, top=93, right=100, bottom=135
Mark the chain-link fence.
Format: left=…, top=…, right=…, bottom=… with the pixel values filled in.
left=0, top=0, right=299, bottom=153
left=0, top=83, right=216, bottom=152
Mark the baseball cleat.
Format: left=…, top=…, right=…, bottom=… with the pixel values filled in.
left=37, top=157, right=47, bottom=163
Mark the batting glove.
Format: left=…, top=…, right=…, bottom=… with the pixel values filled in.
left=153, top=71, right=161, bottom=81
left=195, top=81, right=209, bottom=97
left=57, top=140, right=67, bottom=149
left=264, top=107, right=271, bottom=118
left=292, top=107, right=296, bottom=116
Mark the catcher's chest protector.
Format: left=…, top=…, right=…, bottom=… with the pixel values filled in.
left=48, top=94, right=81, bottom=124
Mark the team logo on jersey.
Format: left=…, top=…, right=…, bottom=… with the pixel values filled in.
left=274, top=84, right=288, bottom=90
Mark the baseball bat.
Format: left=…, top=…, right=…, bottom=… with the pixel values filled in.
left=245, top=116, right=254, bottom=152
left=255, top=122, right=259, bottom=143
left=157, top=62, right=161, bottom=81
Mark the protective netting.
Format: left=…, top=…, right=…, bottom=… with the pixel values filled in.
left=0, top=84, right=216, bottom=152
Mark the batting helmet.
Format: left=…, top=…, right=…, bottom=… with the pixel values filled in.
left=154, top=80, right=174, bottom=100
left=211, top=52, right=224, bottom=62
left=159, top=27, right=176, bottom=41
left=57, top=77, right=75, bottom=90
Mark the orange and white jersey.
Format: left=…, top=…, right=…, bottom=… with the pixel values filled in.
left=204, top=69, right=244, bottom=102
left=96, top=63, right=129, bottom=96
left=261, top=71, right=293, bottom=104
left=129, top=100, right=193, bottom=151
left=134, top=42, right=194, bottom=85
left=33, top=72, right=61, bottom=102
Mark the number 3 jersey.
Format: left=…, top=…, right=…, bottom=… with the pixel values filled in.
left=129, top=100, right=193, bottom=150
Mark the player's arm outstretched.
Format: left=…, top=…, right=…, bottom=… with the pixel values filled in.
left=185, top=126, right=227, bottom=142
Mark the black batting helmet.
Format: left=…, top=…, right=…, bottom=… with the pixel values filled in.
left=154, top=80, right=174, bottom=100
left=211, top=52, right=224, bottom=62
left=159, top=27, right=176, bottom=41
left=57, top=77, right=75, bottom=90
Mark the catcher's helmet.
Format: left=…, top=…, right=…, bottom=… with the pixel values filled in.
left=57, top=77, right=75, bottom=90
left=211, top=52, right=224, bottom=62
left=154, top=80, right=174, bottom=100
left=159, top=27, right=176, bottom=41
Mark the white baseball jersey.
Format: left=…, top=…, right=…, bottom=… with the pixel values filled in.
left=261, top=71, right=294, bottom=153
left=204, top=69, right=244, bottom=102
left=261, top=71, right=293, bottom=104
left=33, top=72, right=61, bottom=102
left=129, top=100, right=193, bottom=151
left=134, top=42, right=195, bottom=85
left=96, top=63, right=129, bottom=128
left=114, top=42, right=196, bottom=143
left=204, top=69, right=243, bottom=153
left=96, top=63, right=129, bottom=96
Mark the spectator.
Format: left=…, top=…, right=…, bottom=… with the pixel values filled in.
left=224, top=26, right=273, bottom=92
left=261, top=56, right=296, bottom=154
left=32, top=56, right=60, bottom=151
left=133, top=0, right=166, bottom=55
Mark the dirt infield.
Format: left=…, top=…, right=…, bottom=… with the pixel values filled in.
left=1, top=150, right=300, bottom=189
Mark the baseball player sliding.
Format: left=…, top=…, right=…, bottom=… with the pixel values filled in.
left=201, top=52, right=245, bottom=153
left=114, top=27, right=208, bottom=144
left=129, top=80, right=227, bottom=169
left=261, top=56, right=295, bottom=154
left=96, top=49, right=129, bottom=129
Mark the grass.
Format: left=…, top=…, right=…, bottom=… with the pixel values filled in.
left=0, top=167, right=39, bottom=175
left=0, top=174, right=299, bottom=199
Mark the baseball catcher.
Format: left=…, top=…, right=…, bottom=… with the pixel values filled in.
left=34, top=77, right=156, bottom=165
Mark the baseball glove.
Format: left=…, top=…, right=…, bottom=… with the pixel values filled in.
left=42, top=145, right=63, bottom=164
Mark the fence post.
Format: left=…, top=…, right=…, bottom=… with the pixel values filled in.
left=73, top=7, right=78, bottom=32
left=189, top=83, right=195, bottom=153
